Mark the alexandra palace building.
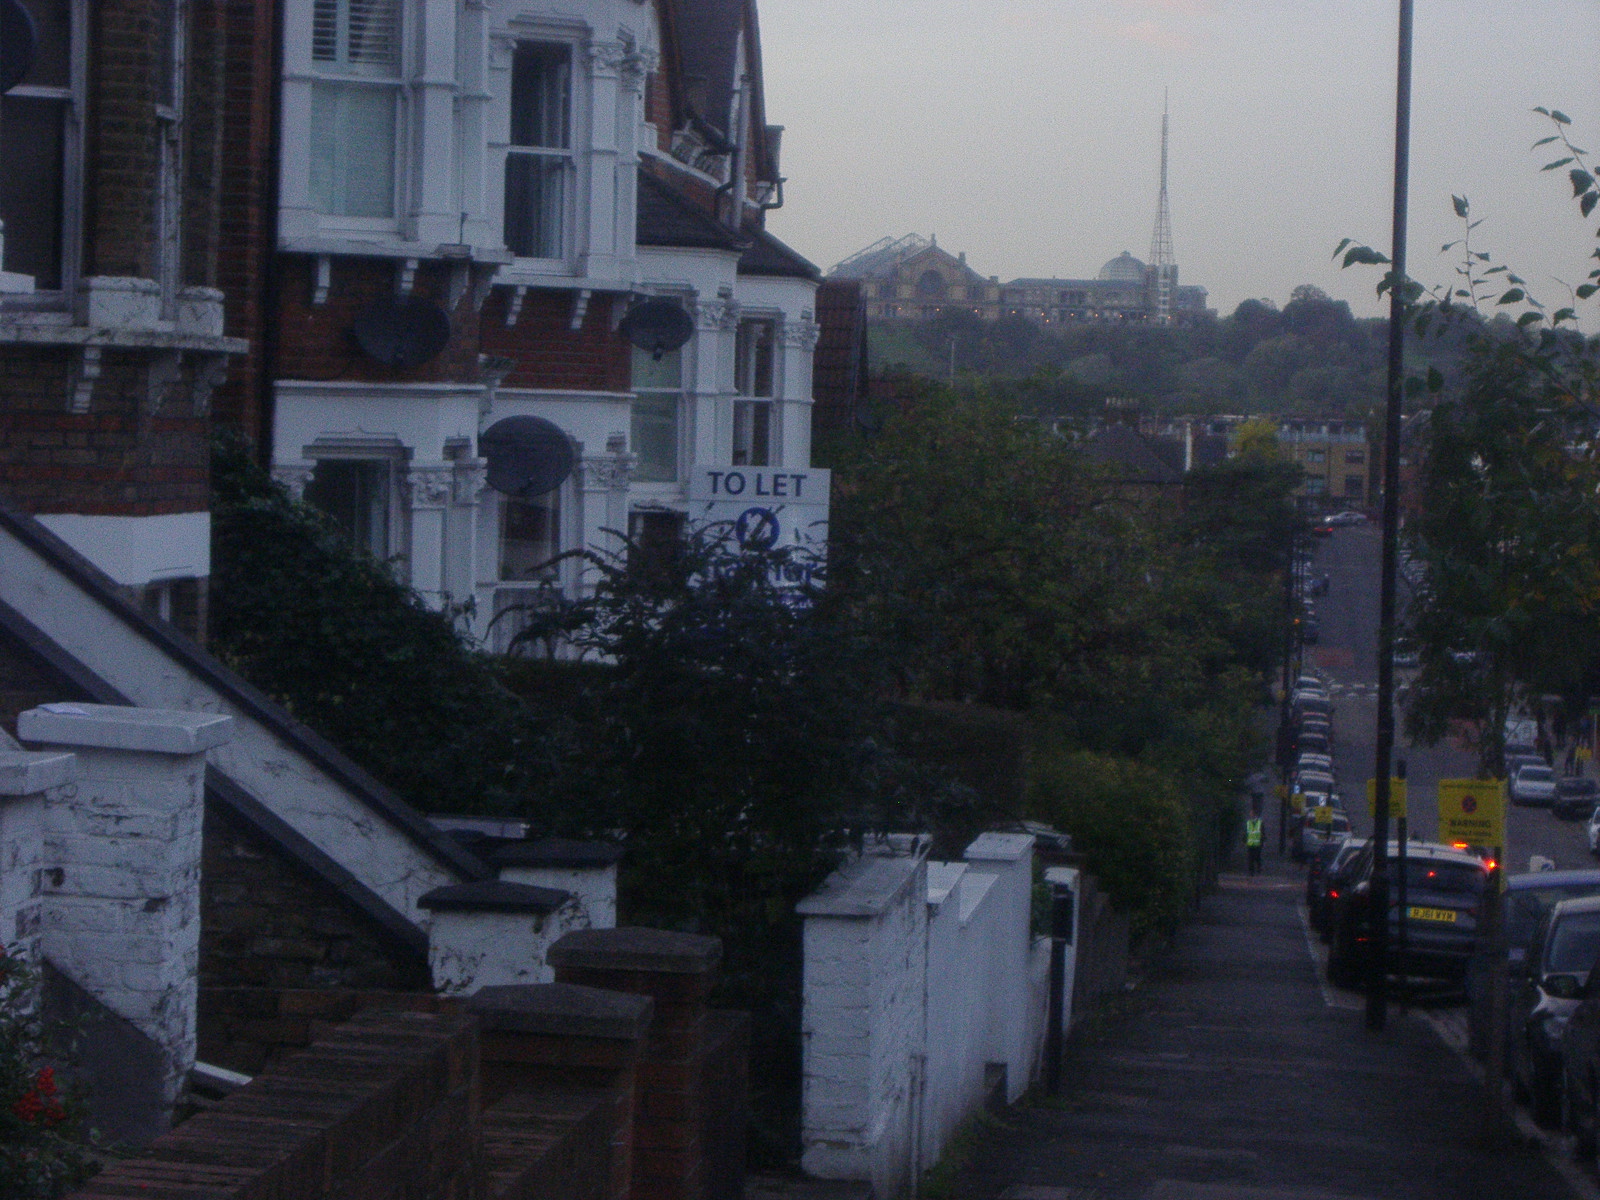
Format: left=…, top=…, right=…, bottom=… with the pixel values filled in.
left=828, top=235, right=1210, bottom=325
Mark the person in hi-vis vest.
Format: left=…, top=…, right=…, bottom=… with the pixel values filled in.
left=1245, top=809, right=1264, bottom=875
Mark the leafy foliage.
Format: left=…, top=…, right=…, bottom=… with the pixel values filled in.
left=502, top=527, right=955, bottom=1162
left=0, top=952, right=97, bottom=1199
left=1338, top=109, right=1600, bottom=771
left=209, top=434, right=542, bottom=813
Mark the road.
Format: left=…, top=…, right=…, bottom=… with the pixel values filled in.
left=1304, top=522, right=1595, bottom=872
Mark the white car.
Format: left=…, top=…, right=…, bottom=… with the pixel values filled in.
left=1588, top=805, right=1600, bottom=855
left=1510, top=763, right=1558, bottom=807
left=1295, top=752, right=1334, bottom=776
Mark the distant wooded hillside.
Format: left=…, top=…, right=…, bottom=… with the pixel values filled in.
left=868, top=285, right=1486, bottom=421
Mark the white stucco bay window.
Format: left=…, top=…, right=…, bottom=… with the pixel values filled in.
left=309, top=0, right=401, bottom=220
left=503, top=41, right=572, bottom=260
left=733, top=316, right=776, bottom=466
left=630, top=344, right=681, bottom=483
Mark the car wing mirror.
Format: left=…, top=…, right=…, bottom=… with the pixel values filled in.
left=1544, top=973, right=1583, bottom=1000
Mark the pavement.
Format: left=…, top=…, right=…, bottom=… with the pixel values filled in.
left=948, top=854, right=1590, bottom=1200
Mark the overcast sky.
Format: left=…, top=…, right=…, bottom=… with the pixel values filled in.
left=758, top=1, right=1600, bottom=324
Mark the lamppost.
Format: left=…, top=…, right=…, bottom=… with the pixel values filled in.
left=1367, top=0, right=1414, bottom=1032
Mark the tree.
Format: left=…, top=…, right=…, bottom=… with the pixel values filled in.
left=1337, top=108, right=1600, bottom=771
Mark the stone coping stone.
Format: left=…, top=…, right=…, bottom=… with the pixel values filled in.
left=548, top=926, right=722, bottom=975
left=0, top=750, right=75, bottom=796
left=418, top=880, right=572, bottom=914
left=19, top=702, right=234, bottom=755
left=468, top=982, right=652, bottom=1040
left=490, top=838, right=624, bottom=869
left=795, top=852, right=923, bottom=919
left=965, top=830, right=1036, bottom=863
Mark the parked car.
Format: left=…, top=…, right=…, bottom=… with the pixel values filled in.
left=1326, top=842, right=1489, bottom=989
left=1299, top=808, right=1350, bottom=861
left=1292, top=694, right=1333, bottom=719
left=1295, top=674, right=1326, bottom=694
left=1292, top=770, right=1337, bottom=798
left=1294, top=752, right=1334, bottom=777
left=1309, top=837, right=1368, bottom=939
left=1510, top=763, right=1559, bottom=807
left=1587, top=805, right=1600, bottom=855
left=1468, top=870, right=1600, bottom=1060
left=1297, top=730, right=1330, bottom=756
left=1329, top=510, right=1366, bottom=525
left=1554, top=777, right=1600, bottom=821
left=1511, top=896, right=1600, bottom=1126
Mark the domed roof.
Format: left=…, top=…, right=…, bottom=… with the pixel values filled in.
left=1098, top=251, right=1147, bottom=282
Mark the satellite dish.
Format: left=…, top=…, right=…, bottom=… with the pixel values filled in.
left=480, top=416, right=576, bottom=497
left=350, top=295, right=452, bottom=369
left=0, top=0, right=38, bottom=94
left=619, top=297, right=694, bottom=361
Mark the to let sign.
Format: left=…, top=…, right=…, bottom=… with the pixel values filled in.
left=689, top=468, right=831, bottom=551
left=1437, top=779, right=1506, bottom=848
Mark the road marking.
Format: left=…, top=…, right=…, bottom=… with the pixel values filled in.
left=1415, top=1007, right=1600, bottom=1200
left=1297, top=900, right=1363, bottom=1010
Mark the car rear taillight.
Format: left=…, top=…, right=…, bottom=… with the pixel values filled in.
left=1329, top=890, right=1339, bottom=899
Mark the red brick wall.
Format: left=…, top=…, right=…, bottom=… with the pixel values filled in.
left=85, top=0, right=160, bottom=278
left=0, top=348, right=210, bottom=516
left=66, top=1010, right=485, bottom=1200
left=275, top=256, right=487, bottom=384
left=479, top=287, right=631, bottom=392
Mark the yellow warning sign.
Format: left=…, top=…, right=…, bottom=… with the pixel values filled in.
left=1289, top=791, right=1306, bottom=816
left=1365, top=778, right=1408, bottom=820
left=1312, top=803, right=1334, bottom=828
left=1437, top=779, right=1506, bottom=848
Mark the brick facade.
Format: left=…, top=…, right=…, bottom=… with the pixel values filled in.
left=200, top=803, right=431, bottom=996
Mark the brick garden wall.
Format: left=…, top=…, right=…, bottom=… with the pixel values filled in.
left=67, top=1009, right=486, bottom=1200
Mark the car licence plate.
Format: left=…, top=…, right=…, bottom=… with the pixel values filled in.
left=1407, top=906, right=1457, bottom=923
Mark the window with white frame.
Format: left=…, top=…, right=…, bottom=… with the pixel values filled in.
left=1, top=0, right=81, bottom=296
left=309, top=0, right=400, bottom=219
left=304, top=459, right=393, bottom=558
left=500, top=491, right=561, bottom=580
left=631, top=344, right=681, bottom=483
left=733, top=317, right=776, bottom=467
left=504, top=41, right=572, bottom=259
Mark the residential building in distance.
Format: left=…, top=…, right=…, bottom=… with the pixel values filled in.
left=1277, top=417, right=1370, bottom=502
left=828, top=238, right=1210, bottom=325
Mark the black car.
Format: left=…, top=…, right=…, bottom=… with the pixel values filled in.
left=1511, top=896, right=1600, bottom=1126
left=1554, top=777, right=1600, bottom=821
left=1308, top=837, right=1367, bottom=939
left=1327, top=842, right=1489, bottom=989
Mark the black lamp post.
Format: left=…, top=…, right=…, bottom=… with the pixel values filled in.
left=1367, top=0, right=1414, bottom=1032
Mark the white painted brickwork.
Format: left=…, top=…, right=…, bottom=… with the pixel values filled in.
left=18, top=704, right=233, bottom=1116
left=0, top=752, right=75, bottom=980
left=0, top=521, right=464, bottom=928
left=798, top=832, right=1061, bottom=1197
left=426, top=897, right=592, bottom=994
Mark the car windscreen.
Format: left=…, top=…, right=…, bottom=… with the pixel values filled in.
left=1508, top=885, right=1600, bottom=947
left=1547, top=911, right=1600, bottom=974
left=1402, top=860, right=1485, bottom=896
left=1520, top=767, right=1555, bottom=783
left=1560, top=780, right=1599, bottom=795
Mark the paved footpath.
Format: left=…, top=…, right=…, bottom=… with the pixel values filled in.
left=950, top=862, right=1587, bottom=1200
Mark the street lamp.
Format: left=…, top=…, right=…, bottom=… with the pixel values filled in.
left=1366, top=0, right=1414, bottom=1031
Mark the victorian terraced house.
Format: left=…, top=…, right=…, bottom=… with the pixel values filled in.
left=214, top=0, right=825, bottom=650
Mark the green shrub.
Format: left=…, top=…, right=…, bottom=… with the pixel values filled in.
left=1025, top=744, right=1196, bottom=941
left=209, top=435, right=539, bottom=814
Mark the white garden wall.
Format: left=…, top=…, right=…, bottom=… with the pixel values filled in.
left=798, top=832, right=1067, bottom=1198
